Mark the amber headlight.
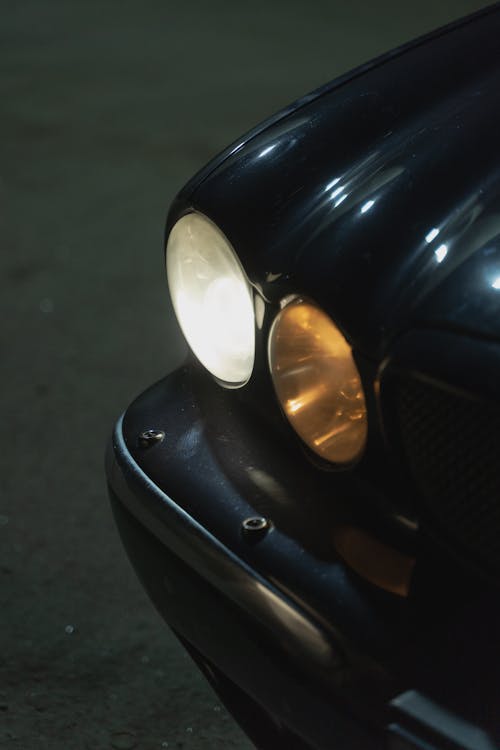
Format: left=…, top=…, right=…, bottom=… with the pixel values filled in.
left=268, top=298, right=367, bottom=465
left=166, top=213, right=255, bottom=386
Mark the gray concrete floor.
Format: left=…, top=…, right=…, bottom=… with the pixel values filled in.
left=0, top=2, right=488, bottom=748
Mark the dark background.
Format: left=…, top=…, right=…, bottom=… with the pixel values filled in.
left=0, top=2, right=488, bottom=748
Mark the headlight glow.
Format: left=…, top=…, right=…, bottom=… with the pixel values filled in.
left=166, top=213, right=255, bottom=385
left=269, top=298, right=367, bottom=465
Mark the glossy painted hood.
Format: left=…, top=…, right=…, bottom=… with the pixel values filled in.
left=173, top=4, right=500, bottom=360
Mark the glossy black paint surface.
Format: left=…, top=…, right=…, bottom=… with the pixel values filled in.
left=170, top=3, right=500, bottom=361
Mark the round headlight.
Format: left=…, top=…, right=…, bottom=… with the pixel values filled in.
left=166, top=213, right=255, bottom=385
left=269, top=298, right=367, bottom=465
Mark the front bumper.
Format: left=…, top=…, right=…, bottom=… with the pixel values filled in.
left=106, top=364, right=499, bottom=750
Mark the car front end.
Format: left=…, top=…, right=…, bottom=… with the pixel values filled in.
left=107, top=6, right=500, bottom=748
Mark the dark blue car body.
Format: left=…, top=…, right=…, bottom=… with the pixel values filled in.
left=107, top=6, right=500, bottom=748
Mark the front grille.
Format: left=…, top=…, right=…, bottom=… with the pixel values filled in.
left=395, top=376, right=500, bottom=575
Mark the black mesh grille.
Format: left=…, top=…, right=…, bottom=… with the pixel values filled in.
left=395, top=377, right=500, bottom=574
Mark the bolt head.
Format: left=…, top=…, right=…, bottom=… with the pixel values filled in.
left=138, top=429, right=165, bottom=448
left=241, top=516, right=271, bottom=541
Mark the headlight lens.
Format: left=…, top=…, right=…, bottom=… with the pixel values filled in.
left=166, top=213, right=255, bottom=385
left=269, top=298, right=367, bottom=464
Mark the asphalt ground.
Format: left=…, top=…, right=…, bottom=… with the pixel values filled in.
left=0, top=2, right=489, bottom=748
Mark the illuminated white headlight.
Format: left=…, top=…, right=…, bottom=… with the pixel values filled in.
left=166, top=212, right=255, bottom=385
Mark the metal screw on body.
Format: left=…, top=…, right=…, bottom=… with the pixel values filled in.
left=241, top=516, right=271, bottom=541
left=138, top=429, right=165, bottom=448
